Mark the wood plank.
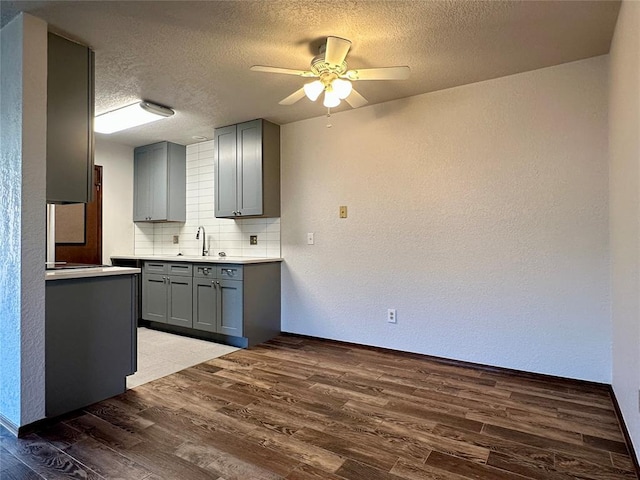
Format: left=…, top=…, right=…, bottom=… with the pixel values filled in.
left=554, top=453, right=637, bottom=479
left=335, top=458, right=406, bottom=480
left=0, top=433, right=104, bottom=480
left=174, top=441, right=284, bottom=479
left=390, top=458, right=470, bottom=480
left=482, top=423, right=614, bottom=466
left=426, top=450, right=530, bottom=480
left=293, top=427, right=399, bottom=471
left=486, top=451, right=575, bottom=480
left=0, top=445, right=43, bottom=480
left=62, top=436, right=153, bottom=479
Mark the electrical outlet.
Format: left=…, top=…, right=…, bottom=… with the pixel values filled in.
left=307, top=232, right=315, bottom=245
left=340, top=206, right=348, bottom=218
left=387, top=309, right=397, bottom=323
left=172, top=235, right=179, bottom=244
left=250, top=235, right=258, bottom=245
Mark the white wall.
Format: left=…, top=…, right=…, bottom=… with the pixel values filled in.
left=281, top=56, right=610, bottom=382
left=96, top=138, right=135, bottom=264
left=0, top=13, right=47, bottom=429
left=133, top=140, right=281, bottom=258
left=610, top=0, right=640, bottom=457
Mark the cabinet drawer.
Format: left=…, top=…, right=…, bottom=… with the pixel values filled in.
left=194, top=264, right=217, bottom=278
left=144, top=262, right=168, bottom=274
left=218, top=265, right=243, bottom=280
left=168, top=263, right=193, bottom=277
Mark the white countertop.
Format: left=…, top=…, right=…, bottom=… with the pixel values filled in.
left=46, top=266, right=141, bottom=281
left=111, top=255, right=283, bottom=264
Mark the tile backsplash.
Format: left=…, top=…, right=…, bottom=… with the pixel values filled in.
left=134, top=140, right=281, bottom=258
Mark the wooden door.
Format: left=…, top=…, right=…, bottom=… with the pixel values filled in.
left=55, top=165, right=102, bottom=265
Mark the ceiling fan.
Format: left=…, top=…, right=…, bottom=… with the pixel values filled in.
left=250, top=36, right=410, bottom=110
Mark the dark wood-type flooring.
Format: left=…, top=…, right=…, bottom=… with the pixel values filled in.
left=1, top=335, right=637, bottom=479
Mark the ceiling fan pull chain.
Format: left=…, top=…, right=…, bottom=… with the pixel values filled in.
left=326, top=108, right=332, bottom=128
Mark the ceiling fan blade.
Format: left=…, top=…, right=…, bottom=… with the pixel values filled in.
left=345, top=66, right=411, bottom=81
left=345, top=88, right=368, bottom=108
left=324, top=36, right=351, bottom=67
left=250, top=65, right=314, bottom=77
left=279, top=87, right=307, bottom=106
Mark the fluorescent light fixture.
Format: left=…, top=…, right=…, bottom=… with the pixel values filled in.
left=94, top=101, right=174, bottom=134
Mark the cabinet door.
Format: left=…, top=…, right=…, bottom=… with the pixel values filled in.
left=193, top=278, right=217, bottom=332
left=237, top=120, right=263, bottom=216
left=134, top=142, right=171, bottom=222
left=148, top=142, right=168, bottom=221
left=168, top=275, right=193, bottom=328
left=214, top=125, right=238, bottom=218
left=133, top=147, right=152, bottom=221
left=142, top=273, right=167, bottom=323
left=47, top=33, right=94, bottom=204
left=217, top=279, right=243, bottom=336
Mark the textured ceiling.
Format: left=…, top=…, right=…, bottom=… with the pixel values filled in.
left=0, top=0, right=621, bottom=147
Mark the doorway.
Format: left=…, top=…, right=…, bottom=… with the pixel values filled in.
left=55, top=165, right=103, bottom=265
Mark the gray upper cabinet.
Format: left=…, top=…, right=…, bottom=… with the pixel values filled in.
left=134, top=141, right=186, bottom=222
left=46, top=33, right=95, bottom=204
left=214, top=119, right=280, bottom=218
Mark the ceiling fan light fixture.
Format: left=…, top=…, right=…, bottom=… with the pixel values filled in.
left=94, top=101, right=174, bottom=134
left=331, top=78, right=352, bottom=100
left=323, top=89, right=341, bottom=108
left=303, top=80, right=324, bottom=102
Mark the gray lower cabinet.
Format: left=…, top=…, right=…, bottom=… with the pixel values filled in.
left=218, top=279, right=243, bottom=336
left=193, top=276, right=243, bottom=336
left=193, top=277, right=217, bottom=331
left=143, top=260, right=280, bottom=347
left=143, top=273, right=167, bottom=322
left=168, top=275, right=193, bottom=327
left=142, top=263, right=193, bottom=327
left=46, top=274, right=136, bottom=417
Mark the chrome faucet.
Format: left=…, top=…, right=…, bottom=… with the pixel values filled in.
left=196, top=226, right=208, bottom=256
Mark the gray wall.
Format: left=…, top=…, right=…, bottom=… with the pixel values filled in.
left=281, top=56, right=610, bottom=382
left=610, top=0, right=640, bottom=458
left=0, top=13, right=47, bottom=429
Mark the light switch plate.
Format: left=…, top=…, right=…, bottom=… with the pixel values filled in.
left=172, top=235, right=179, bottom=244
left=307, top=233, right=314, bottom=245
left=340, top=206, right=348, bottom=218
left=250, top=235, right=258, bottom=245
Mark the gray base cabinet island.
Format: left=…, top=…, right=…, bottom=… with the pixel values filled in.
left=45, top=268, right=139, bottom=418
left=136, top=258, right=281, bottom=348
